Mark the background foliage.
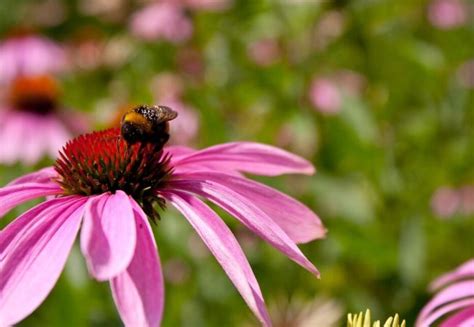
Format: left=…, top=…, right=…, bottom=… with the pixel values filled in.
left=0, top=0, right=473, bottom=326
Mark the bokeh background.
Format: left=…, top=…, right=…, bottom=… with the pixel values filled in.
left=0, top=0, right=473, bottom=326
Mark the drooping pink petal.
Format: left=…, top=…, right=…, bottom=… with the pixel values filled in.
left=172, top=142, right=315, bottom=176
left=417, top=298, right=474, bottom=327
left=0, top=35, right=67, bottom=84
left=80, top=191, right=136, bottom=281
left=0, top=182, right=63, bottom=218
left=175, top=171, right=325, bottom=243
left=164, top=175, right=320, bottom=277
left=441, top=306, right=474, bottom=327
left=0, top=197, right=80, bottom=260
left=163, top=190, right=272, bottom=326
left=0, top=196, right=86, bottom=326
left=430, top=259, right=474, bottom=291
left=416, top=280, right=474, bottom=326
left=7, top=167, right=57, bottom=186
left=130, top=2, right=193, bottom=43
left=110, top=201, right=164, bottom=327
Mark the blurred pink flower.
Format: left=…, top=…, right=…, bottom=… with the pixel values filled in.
left=333, top=70, right=366, bottom=97
left=130, top=2, right=193, bottom=43
left=309, top=78, right=342, bottom=115
left=247, top=39, right=281, bottom=67
left=0, top=127, right=325, bottom=326
left=428, top=0, right=469, bottom=29
left=68, top=32, right=134, bottom=71
left=0, top=75, right=86, bottom=165
left=431, top=186, right=461, bottom=218
left=0, top=34, right=67, bottom=84
left=313, top=10, right=346, bottom=51
left=416, top=259, right=474, bottom=327
left=151, top=72, right=185, bottom=100
left=66, top=27, right=107, bottom=71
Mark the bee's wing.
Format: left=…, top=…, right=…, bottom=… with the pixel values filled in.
left=155, top=105, right=178, bottom=123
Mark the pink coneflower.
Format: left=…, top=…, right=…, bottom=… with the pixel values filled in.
left=0, top=119, right=325, bottom=326
left=430, top=186, right=461, bottom=218
left=129, top=2, right=193, bottom=43
left=0, top=75, right=86, bottom=165
left=308, top=78, right=342, bottom=115
left=308, top=71, right=366, bottom=116
left=247, top=38, right=281, bottom=67
left=431, top=185, right=474, bottom=218
left=150, top=72, right=185, bottom=100
left=0, top=33, right=67, bottom=84
left=416, top=259, right=474, bottom=327
left=313, top=10, right=346, bottom=51
left=427, top=0, right=469, bottom=29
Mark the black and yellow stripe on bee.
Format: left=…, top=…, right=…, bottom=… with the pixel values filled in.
left=122, top=111, right=153, bottom=134
left=120, top=104, right=178, bottom=147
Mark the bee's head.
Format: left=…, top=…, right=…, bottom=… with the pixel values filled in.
left=121, top=120, right=146, bottom=144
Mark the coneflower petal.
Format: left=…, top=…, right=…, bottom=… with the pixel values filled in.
left=0, top=113, right=25, bottom=164
left=416, top=281, right=474, bottom=327
left=171, top=142, right=315, bottom=176
left=80, top=191, right=137, bottom=281
left=429, top=259, right=474, bottom=291
left=20, top=116, right=46, bottom=165
left=441, top=306, right=474, bottom=327
left=163, top=191, right=272, bottom=327
left=164, top=177, right=320, bottom=277
left=0, top=197, right=86, bottom=326
left=6, top=166, right=57, bottom=186
left=110, top=202, right=164, bottom=327
left=0, top=197, right=80, bottom=260
left=0, top=182, right=63, bottom=218
left=173, top=172, right=326, bottom=244
left=419, top=298, right=474, bottom=327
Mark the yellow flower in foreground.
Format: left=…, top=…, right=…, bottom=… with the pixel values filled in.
left=347, top=309, right=406, bottom=327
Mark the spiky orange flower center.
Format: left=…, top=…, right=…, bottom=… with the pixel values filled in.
left=54, top=128, right=172, bottom=220
left=8, top=75, right=59, bottom=114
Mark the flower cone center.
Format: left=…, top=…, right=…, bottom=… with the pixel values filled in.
left=9, top=75, right=59, bottom=114
left=54, top=128, right=172, bottom=220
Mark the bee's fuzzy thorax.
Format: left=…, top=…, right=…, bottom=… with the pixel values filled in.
left=122, top=111, right=153, bottom=132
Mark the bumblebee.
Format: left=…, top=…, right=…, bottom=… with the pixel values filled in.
left=121, top=105, right=178, bottom=148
